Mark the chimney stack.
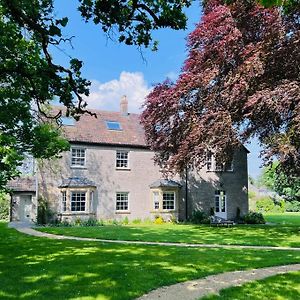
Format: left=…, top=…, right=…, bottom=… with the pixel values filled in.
left=120, top=95, right=128, bottom=116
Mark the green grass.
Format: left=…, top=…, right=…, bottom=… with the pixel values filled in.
left=1, top=223, right=300, bottom=299
left=201, top=271, right=300, bottom=300
left=38, top=220, right=300, bottom=248
left=265, top=212, right=300, bottom=226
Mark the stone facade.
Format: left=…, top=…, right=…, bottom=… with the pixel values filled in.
left=38, top=142, right=248, bottom=222
left=9, top=102, right=249, bottom=223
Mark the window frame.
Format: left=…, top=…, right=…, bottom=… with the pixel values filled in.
left=70, top=191, right=86, bottom=212
left=162, top=191, right=176, bottom=211
left=61, top=191, right=67, bottom=212
left=206, top=152, right=234, bottom=173
left=116, top=150, right=129, bottom=169
left=215, top=190, right=226, bottom=213
left=152, top=191, right=160, bottom=210
left=116, top=192, right=129, bottom=212
left=71, top=147, right=86, bottom=167
left=106, top=121, right=122, bottom=131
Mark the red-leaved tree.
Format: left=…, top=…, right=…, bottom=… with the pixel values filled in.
left=141, top=0, right=300, bottom=176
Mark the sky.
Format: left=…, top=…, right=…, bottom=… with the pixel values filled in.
left=52, top=1, right=263, bottom=179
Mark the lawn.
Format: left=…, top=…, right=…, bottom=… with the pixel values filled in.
left=201, top=271, right=300, bottom=300
left=38, top=216, right=300, bottom=248
left=264, top=212, right=300, bottom=226
left=1, top=222, right=300, bottom=299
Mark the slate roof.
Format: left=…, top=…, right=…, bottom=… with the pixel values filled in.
left=59, top=177, right=96, bottom=188
left=7, top=177, right=36, bottom=192
left=150, top=179, right=182, bottom=188
left=55, top=107, right=147, bottom=147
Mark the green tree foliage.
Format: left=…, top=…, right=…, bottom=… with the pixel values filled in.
left=0, top=191, right=9, bottom=220
left=259, top=162, right=300, bottom=202
left=0, top=0, right=191, bottom=189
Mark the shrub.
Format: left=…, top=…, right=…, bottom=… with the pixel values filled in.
left=112, top=219, right=119, bottom=225
left=256, top=197, right=275, bottom=213
left=74, top=218, right=82, bottom=226
left=153, top=215, right=165, bottom=225
left=191, top=210, right=210, bottom=224
left=51, top=220, right=72, bottom=227
left=169, top=215, right=178, bottom=224
left=37, top=197, right=54, bottom=225
left=248, top=190, right=256, bottom=199
left=285, top=200, right=300, bottom=212
left=122, top=216, right=129, bottom=225
left=243, top=211, right=266, bottom=224
left=0, top=192, right=9, bottom=221
left=96, top=219, right=105, bottom=226
left=132, top=218, right=142, bottom=224
left=81, top=218, right=98, bottom=226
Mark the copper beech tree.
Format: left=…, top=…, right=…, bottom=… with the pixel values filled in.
left=141, top=0, right=300, bottom=177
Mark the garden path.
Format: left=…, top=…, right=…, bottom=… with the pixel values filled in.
left=10, top=224, right=300, bottom=300
left=13, top=225, right=300, bottom=251
left=136, top=264, right=300, bottom=300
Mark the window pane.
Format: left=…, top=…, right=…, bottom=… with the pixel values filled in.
left=215, top=195, right=220, bottom=212
left=71, top=148, right=86, bottom=166
left=215, top=190, right=226, bottom=213
left=60, top=116, right=75, bottom=126
left=71, top=192, right=86, bottom=212
left=116, top=192, right=129, bottom=211
left=162, top=192, right=175, bottom=210
left=106, top=121, right=122, bottom=130
left=116, top=151, right=128, bottom=168
left=153, top=191, right=159, bottom=210
left=62, top=191, right=67, bottom=212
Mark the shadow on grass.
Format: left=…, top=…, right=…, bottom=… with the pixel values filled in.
left=39, top=222, right=300, bottom=247
left=0, top=223, right=299, bottom=300
left=201, top=271, right=300, bottom=300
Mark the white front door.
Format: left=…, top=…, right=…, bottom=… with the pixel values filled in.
left=19, top=195, right=32, bottom=222
left=215, top=190, right=227, bottom=219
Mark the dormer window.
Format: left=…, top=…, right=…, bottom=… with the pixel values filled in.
left=106, top=121, right=122, bottom=131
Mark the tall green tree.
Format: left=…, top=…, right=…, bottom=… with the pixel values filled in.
left=0, top=0, right=191, bottom=189
left=259, top=162, right=299, bottom=201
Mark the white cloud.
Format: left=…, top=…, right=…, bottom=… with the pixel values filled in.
left=85, top=71, right=151, bottom=113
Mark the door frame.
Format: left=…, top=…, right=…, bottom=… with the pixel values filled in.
left=214, top=190, right=227, bottom=219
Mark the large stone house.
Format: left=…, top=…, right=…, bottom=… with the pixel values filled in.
left=9, top=97, right=249, bottom=223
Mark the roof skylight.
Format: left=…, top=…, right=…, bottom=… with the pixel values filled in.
left=60, top=116, right=75, bottom=126
left=106, top=121, right=122, bottom=131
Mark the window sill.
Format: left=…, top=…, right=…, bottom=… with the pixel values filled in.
left=206, top=170, right=234, bottom=173
left=115, top=167, right=131, bottom=171
left=150, top=210, right=177, bottom=213
left=58, top=212, right=95, bottom=216
left=70, top=166, right=87, bottom=169
left=115, top=211, right=131, bottom=214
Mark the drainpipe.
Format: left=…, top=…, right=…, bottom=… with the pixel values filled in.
left=9, top=193, right=13, bottom=222
left=34, top=159, right=39, bottom=222
left=185, top=167, right=188, bottom=220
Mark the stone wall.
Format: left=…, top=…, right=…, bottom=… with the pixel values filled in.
left=38, top=143, right=248, bottom=222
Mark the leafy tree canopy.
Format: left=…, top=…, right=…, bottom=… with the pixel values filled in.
left=141, top=0, right=300, bottom=177
left=259, top=162, right=300, bottom=201
left=0, top=0, right=191, bottom=190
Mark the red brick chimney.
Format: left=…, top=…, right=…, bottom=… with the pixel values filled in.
left=120, top=95, right=128, bottom=116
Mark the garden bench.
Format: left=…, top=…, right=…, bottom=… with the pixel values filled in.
left=210, top=216, right=234, bottom=227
